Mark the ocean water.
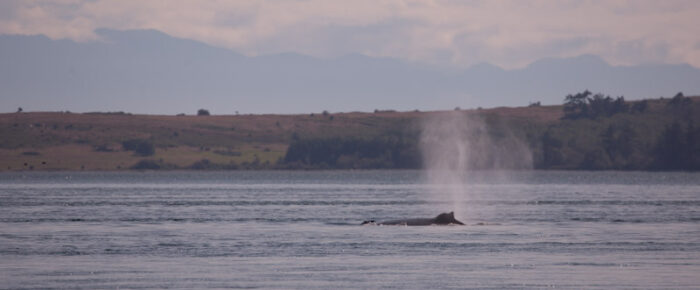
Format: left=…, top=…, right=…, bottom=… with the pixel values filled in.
left=0, top=170, right=698, bottom=289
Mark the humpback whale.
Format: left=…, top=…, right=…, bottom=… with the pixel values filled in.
left=362, top=212, right=465, bottom=226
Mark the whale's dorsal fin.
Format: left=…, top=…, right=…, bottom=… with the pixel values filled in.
left=433, top=211, right=464, bottom=225
left=435, top=211, right=454, bottom=218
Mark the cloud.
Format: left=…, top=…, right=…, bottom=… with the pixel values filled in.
left=1, top=0, right=699, bottom=68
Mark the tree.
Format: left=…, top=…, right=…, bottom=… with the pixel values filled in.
left=563, top=91, right=628, bottom=119
left=667, top=92, right=692, bottom=109
left=197, top=109, right=211, bottom=116
left=601, top=124, right=640, bottom=168
left=631, top=100, right=648, bottom=113
left=580, top=148, right=612, bottom=169
left=563, top=90, right=591, bottom=119
left=611, top=96, right=629, bottom=115
left=685, top=122, right=700, bottom=170
left=654, top=121, right=686, bottom=170
left=540, top=130, right=564, bottom=167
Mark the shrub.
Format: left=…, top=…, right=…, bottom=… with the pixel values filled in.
left=130, top=159, right=161, bottom=170
left=197, top=109, right=211, bottom=116
left=122, top=139, right=155, bottom=156
left=188, top=159, right=239, bottom=170
left=93, top=144, right=115, bottom=152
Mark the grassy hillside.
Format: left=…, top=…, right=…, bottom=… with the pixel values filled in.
left=1, top=95, right=697, bottom=171
left=0, top=110, right=419, bottom=170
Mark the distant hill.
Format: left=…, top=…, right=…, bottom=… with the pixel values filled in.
left=1, top=29, right=699, bottom=114
left=1, top=95, right=698, bottom=171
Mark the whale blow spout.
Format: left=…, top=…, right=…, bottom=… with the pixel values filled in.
left=362, top=212, right=465, bottom=226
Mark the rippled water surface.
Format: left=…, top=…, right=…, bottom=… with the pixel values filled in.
left=1, top=170, right=699, bottom=289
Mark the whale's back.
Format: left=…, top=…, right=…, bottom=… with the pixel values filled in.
left=366, top=212, right=464, bottom=226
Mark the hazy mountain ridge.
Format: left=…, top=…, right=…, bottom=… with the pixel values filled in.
left=2, top=29, right=699, bottom=114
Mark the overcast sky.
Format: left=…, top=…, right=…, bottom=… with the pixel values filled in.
left=1, top=0, right=699, bottom=69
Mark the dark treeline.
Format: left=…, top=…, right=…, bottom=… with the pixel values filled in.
left=651, top=93, right=699, bottom=170
left=282, top=136, right=421, bottom=169
left=528, top=92, right=698, bottom=170
left=281, top=92, right=700, bottom=171
left=562, top=90, right=645, bottom=119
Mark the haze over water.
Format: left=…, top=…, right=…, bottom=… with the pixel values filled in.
left=1, top=171, right=698, bottom=289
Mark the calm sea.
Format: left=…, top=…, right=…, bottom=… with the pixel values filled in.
left=0, top=170, right=698, bottom=289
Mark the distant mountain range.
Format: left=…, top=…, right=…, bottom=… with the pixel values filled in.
left=2, top=29, right=699, bottom=114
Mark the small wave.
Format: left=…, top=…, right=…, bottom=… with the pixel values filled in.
left=156, top=242, right=188, bottom=247
left=325, top=222, right=360, bottom=226
left=553, top=262, right=618, bottom=267
left=526, top=200, right=700, bottom=206
left=0, top=200, right=428, bottom=207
